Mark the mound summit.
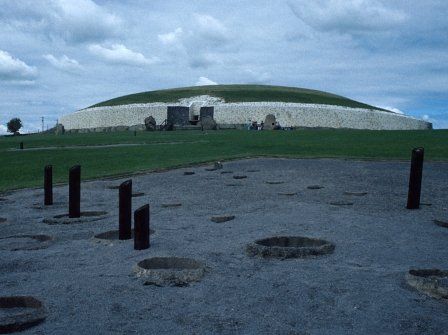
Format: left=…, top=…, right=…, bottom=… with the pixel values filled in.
left=60, top=85, right=431, bottom=131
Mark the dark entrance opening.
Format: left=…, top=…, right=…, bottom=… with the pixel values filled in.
left=167, top=106, right=190, bottom=126
left=200, top=106, right=214, bottom=120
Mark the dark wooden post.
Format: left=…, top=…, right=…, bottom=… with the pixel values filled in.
left=407, top=147, right=424, bottom=209
left=44, top=165, right=53, bottom=206
left=69, top=165, right=81, bottom=218
left=134, top=204, right=150, bottom=250
left=19, top=142, right=23, bottom=150
left=119, top=180, right=132, bottom=240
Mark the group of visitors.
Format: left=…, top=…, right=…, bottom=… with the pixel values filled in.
left=247, top=120, right=282, bottom=130
left=248, top=121, right=264, bottom=130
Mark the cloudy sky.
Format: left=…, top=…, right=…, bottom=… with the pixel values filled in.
left=1, top=0, right=447, bottom=133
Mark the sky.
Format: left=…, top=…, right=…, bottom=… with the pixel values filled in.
left=0, top=0, right=447, bottom=133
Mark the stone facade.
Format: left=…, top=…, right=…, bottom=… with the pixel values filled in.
left=60, top=96, right=432, bottom=131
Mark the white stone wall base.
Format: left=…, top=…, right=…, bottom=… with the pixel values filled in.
left=60, top=102, right=431, bottom=131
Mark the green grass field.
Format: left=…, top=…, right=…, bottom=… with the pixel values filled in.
left=90, top=84, right=388, bottom=111
left=1, top=129, right=447, bottom=192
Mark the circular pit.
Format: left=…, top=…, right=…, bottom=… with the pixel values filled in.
left=246, top=236, right=335, bottom=259
left=0, top=296, right=46, bottom=333
left=134, top=257, right=206, bottom=287
left=43, top=211, right=108, bottom=225
left=406, top=269, right=448, bottom=300
left=0, top=235, right=53, bottom=251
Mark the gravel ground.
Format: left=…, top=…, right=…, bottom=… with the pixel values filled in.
left=1, top=158, right=447, bottom=335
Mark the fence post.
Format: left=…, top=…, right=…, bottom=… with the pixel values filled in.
left=69, top=165, right=81, bottom=218
left=44, top=165, right=53, bottom=206
left=407, top=147, right=424, bottom=209
left=119, top=180, right=132, bottom=240
left=134, top=204, right=150, bottom=250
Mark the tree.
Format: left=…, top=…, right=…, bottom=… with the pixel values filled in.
left=7, top=118, right=22, bottom=135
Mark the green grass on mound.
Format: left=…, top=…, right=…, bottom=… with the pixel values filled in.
left=1, top=129, right=446, bottom=192
left=89, top=85, right=387, bottom=111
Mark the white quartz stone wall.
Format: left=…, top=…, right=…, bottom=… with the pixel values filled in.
left=60, top=105, right=168, bottom=130
left=60, top=100, right=431, bottom=130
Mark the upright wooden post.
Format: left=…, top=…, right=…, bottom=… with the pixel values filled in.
left=69, top=165, right=81, bottom=218
left=407, top=147, right=424, bottom=209
left=44, top=165, right=53, bottom=206
left=119, top=180, right=132, bottom=240
left=19, top=142, right=23, bottom=150
left=134, top=204, right=150, bottom=250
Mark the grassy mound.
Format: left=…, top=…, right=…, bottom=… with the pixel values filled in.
left=89, top=85, right=387, bottom=111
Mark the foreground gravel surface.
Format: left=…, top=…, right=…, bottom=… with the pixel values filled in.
left=1, top=158, right=447, bottom=334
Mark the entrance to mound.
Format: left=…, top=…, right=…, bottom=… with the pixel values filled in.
left=167, top=106, right=190, bottom=126
left=167, top=105, right=215, bottom=126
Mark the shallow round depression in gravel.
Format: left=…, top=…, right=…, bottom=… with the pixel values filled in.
left=0, top=235, right=53, bottom=251
left=434, top=219, right=448, bottom=228
left=406, top=269, right=448, bottom=300
left=134, top=257, right=206, bottom=287
left=0, top=218, right=7, bottom=224
left=246, top=236, right=335, bottom=259
left=0, top=296, right=47, bottom=333
left=94, top=228, right=155, bottom=240
left=43, top=211, right=108, bottom=225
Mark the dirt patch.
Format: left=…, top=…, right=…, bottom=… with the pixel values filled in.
left=183, top=171, right=195, bottom=175
left=0, top=296, right=46, bottom=333
left=43, top=211, right=108, bottom=225
left=246, top=236, right=335, bottom=259
left=265, top=181, right=285, bottom=185
left=233, top=175, right=247, bottom=180
left=406, top=269, right=448, bottom=300
left=134, top=257, right=206, bottom=287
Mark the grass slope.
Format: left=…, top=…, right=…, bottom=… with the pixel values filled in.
left=90, top=85, right=388, bottom=111
left=1, top=129, right=446, bottom=192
